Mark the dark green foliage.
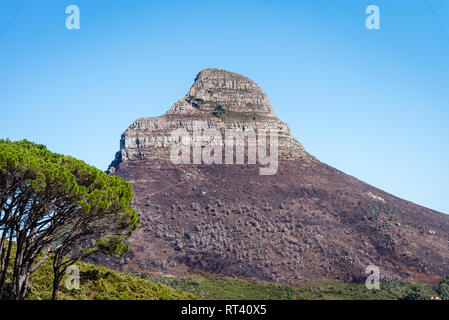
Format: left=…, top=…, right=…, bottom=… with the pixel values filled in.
left=400, top=283, right=437, bottom=300
left=95, top=235, right=130, bottom=256
left=212, top=105, right=226, bottom=117
left=0, top=139, right=140, bottom=299
left=437, top=275, right=449, bottom=300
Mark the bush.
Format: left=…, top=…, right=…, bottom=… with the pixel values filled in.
left=437, top=275, right=449, bottom=300
left=400, top=284, right=436, bottom=300
left=212, top=105, right=226, bottom=117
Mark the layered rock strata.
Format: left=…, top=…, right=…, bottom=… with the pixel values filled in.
left=108, top=69, right=306, bottom=173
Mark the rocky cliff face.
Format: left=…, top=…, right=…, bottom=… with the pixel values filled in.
left=185, top=68, right=274, bottom=116
left=102, top=69, right=449, bottom=286
left=108, top=69, right=306, bottom=173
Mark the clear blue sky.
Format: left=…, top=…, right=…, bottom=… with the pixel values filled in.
left=0, top=0, right=448, bottom=214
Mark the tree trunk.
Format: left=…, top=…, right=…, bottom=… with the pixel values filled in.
left=52, top=255, right=65, bottom=301
left=9, top=273, right=27, bottom=300
left=9, top=232, right=25, bottom=300
left=52, top=274, right=60, bottom=300
left=0, top=232, right=13, bottom=299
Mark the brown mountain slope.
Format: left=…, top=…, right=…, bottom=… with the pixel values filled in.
left=99, top=69, right=449, bottom=285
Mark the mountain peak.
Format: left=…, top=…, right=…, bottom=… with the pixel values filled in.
left=173, top=69, right=275, bottom=118
left=108, top=69, right=306, bottom=173
left=104, top=70, right=449, bottom=287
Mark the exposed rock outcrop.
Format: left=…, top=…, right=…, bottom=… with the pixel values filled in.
left=108, top=69, right=306, bottom=173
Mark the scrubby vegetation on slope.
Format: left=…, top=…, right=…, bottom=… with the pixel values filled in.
left=7, top=249, right=449, bottom=300
left=143, top=272, right=448, bottom=300
left=25, top=259, right=200, bottom=300
left=1, top=243, right=198, bottom=300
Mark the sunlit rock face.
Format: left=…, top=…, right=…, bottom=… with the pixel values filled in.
left=186, top=68, right=275, bottom=116
left=108, top=69, right=306, bottom=173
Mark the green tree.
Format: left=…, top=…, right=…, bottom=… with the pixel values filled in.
left=437, top=275, right=449, bottom=300
left=0, top=140, right=140, bottom=300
